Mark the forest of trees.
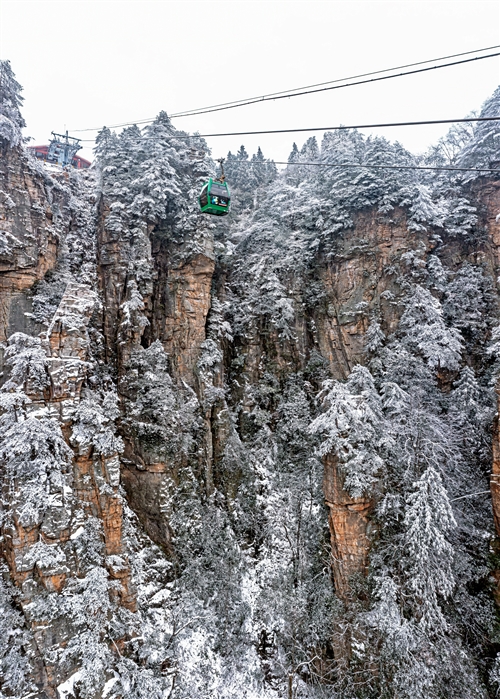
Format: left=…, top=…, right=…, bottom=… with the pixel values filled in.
left=2, top=58, right=500, bottom=698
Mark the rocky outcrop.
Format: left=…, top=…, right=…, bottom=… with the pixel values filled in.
left=3, top=123, right=500, bottom=695
left=96, top=199, right=215, bottom=551
left=470, top=182, right=500, bottom=535
left=1, top=278, right=135, bottom=696
left=0, top=145, right=61, bottom=348
left=0, top=144, right=138, bottom=695
left=46, top=281, right=135, bottom=609
left=314, top=207, right=419, bottom=378
left=147, top=245, right=215, bottom=380
left=323, top=454, right=373, bottom=600
left=228, top=207, right=432, bottom=599
left=97, top=202, right=214, bottom=383
left=312, top=209, right=429, bottom=596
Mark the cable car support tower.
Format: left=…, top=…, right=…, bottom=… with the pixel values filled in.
left=47, top=131, right=82, bottom=167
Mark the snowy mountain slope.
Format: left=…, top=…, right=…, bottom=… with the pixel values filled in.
left=2, top=59, right=500, bottom=698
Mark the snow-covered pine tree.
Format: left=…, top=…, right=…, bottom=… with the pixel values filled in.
left=310, top=364, right=385, bottom=498
left=0, top=569, right=37, bottom=698
left=0, top=60, right=25, bottom=147
left=398, top=284, right=463, bottom=371
left=458, top=86, right=500, bottom=178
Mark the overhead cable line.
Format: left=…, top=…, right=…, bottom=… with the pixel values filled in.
left=70, top=44, right=500, bottom=132
left=249, top=161, right=500, bottom=173
left=79, top=115, right=500, bottom=143
left=169, top=44, right=500, bottom=118
left=169, top=51, right=500, bottom=119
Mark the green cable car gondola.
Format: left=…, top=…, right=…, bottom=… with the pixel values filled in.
left=199, top=159, right=231, bottom=216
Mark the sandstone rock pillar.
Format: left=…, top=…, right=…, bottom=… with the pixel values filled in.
left=323, top=453, right=373, bottom=599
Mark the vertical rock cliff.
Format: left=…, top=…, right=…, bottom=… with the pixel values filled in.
left=2, top=62, right=500, bottom=699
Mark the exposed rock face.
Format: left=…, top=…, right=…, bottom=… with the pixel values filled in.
left=227, top=207, right=433, bottom=600
left=96, top=194, right=215, bottom=550
left=3, top=124, right=500, bottom=696
left=0, top=278, right=135, bottom=695
left=477, top=181, right=500, bottom=555
left=0, top=143, right=60, bottom=347
left=310, top=210, right=425, bottom=597
left=145, top=240, right=215, bottom=385
left=323, top=454, right=373, bottom=600
left=314, top=207, right=420, bottom=378
left=0, top=148, right=136, bottom=696
left=97, top=205, right=215, bottom=382
left=47, top=281, right=135, bottom=608
left=46, top=282, right=96, bottom=413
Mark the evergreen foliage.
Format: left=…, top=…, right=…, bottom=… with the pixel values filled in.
left=225, top=145, right=277, bottom=209
left=3, top=71, right=500, bottom=699
left=120, top=341, right=199, bottom=462
left=310, top=365, right=385, bottom=498
left=458, top=86, right=500, bottom=178
left=0, top=60, right=25, bottom=147
left=0, top=569, right=37, bottom=699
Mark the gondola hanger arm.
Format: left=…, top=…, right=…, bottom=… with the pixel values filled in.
left=217, top=158, right=226, bottom=183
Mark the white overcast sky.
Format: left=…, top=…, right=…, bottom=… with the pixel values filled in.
left=1, top=0, right=499, bottom=164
